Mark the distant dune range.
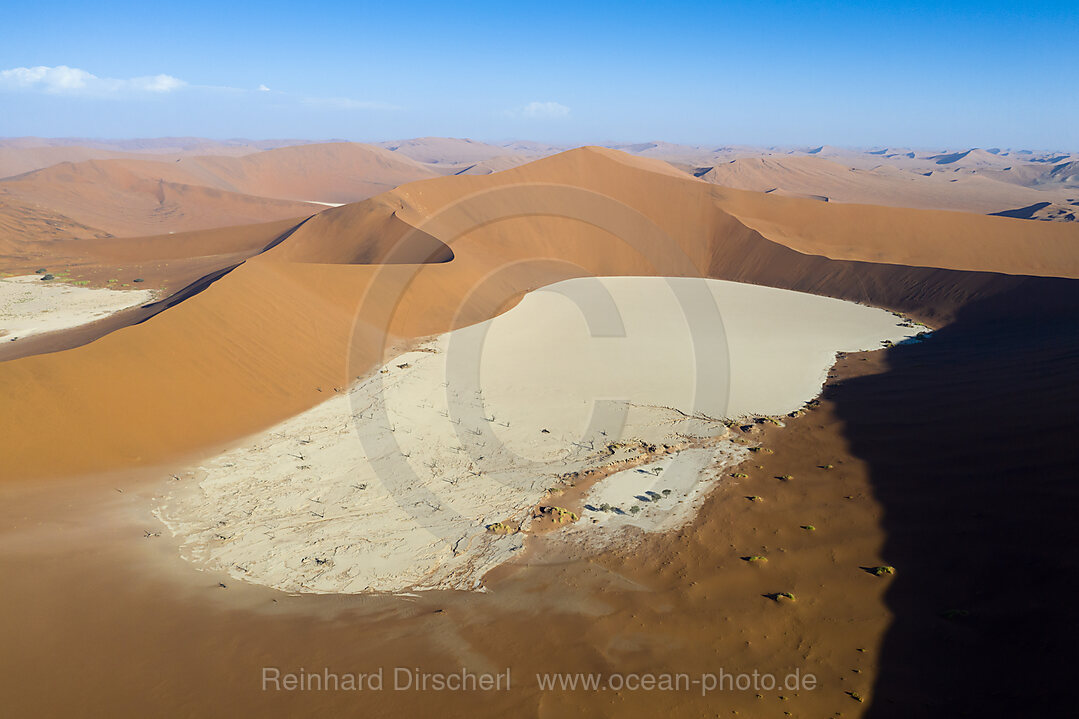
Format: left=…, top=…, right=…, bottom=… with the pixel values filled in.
left=0, top=143, right=441, bottom=247
left=1, top=138, right=1073, bottom=256
left=0, top=147, right=1076, bottom=480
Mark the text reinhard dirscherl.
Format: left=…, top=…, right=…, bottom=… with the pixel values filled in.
left=261, top=667, right=818, bottom=696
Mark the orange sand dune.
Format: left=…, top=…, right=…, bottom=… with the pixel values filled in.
left=0, top=146, right=178, bottom=180
left=0, top=194, right=111, bottom=256
left=158, top=142, right=438, bottom=202
left=1, top=146, right=1077, bottom=481
left=0, top=162, right=317, bottom=239
left=0, top=137, right=325, bottom=175
left=0, top=142, right=438, bottom=244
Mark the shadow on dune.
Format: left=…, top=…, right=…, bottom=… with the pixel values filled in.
left=134, top=262, right=243, bottom=323
left=274, top=213, right=455, bottom=265
left=989, top=201, right=1052, bottom=220
left=0, top=218, right=315, bottom=363
left=827, top=277, right=1079, bottom=717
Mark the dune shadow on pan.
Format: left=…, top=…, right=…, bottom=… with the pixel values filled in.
left=828, top=276, right=1079, bottom=717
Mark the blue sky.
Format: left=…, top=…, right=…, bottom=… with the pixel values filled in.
left=1, top=1, right=1075, bottom=148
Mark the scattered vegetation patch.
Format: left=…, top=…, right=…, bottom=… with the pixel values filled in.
left=539, top=506, right=578, bottom=523
left=746, top=495, right=763, bottom=502
left=864, top=565, right=896, bottom=577
left=732, top=472, right=749, bottom=478
left=485, top=522, right=515, bottom=534
left=765, top=592, right=796, bottom=602
left=743, top=555, right=768, bottom=563
left=848, top=691, right=864, bottom=703
left=778, top=474, right=794, bottom=481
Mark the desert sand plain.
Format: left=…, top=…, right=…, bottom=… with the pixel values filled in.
left=1, top=138, right=1077, bottom=718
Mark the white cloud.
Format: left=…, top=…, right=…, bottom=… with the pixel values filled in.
left=130, top=74, right=186, bottom=92
left=511, top=101, right=570, bottom=119
left=0, top=65, right=186, bottom=95
left=0, top=65, right=400, bottom=113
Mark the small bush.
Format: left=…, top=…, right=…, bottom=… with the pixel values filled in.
left=35, top=268, right=47, bottom=274
left=629, top=506, right=641, bottom=515
left=40, top=274, right=54, bottom=281
left=133, top=278, right=145, bottom=283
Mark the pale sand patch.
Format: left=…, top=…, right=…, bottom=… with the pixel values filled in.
left=0, top=275, right=154, bottom=341
left=154, top=277, right=917, bottom=594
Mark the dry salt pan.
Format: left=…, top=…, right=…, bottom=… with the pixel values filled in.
left=154, top=276, right=917, bottom=594
left=0, top=275, right=153, bottom=341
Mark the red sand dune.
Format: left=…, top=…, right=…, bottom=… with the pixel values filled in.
left=0, top=142, right=441, bottom=247
left=1, top=144, right=1077, bottom=719
left=1, top=146, right=1076, bottom=481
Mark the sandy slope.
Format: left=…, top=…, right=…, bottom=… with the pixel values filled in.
left=0, top=146, right=1076, bottom=481
left=0, top=142, right=436, bottom=246
left=0, top=164, right=318, bottom=239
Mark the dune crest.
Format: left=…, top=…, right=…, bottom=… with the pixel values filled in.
left=0, top=146, right=1076, bottom=481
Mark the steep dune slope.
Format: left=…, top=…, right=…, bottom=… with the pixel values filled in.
left=1, top=147, right=1077, bottom=480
